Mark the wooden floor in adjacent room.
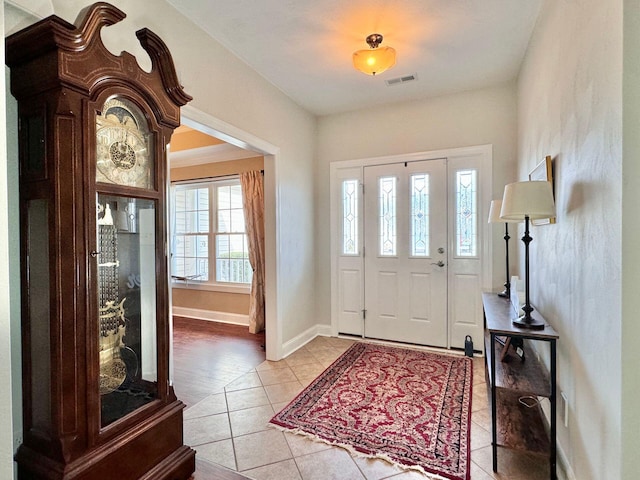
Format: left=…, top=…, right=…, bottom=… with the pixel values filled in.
left=173, top=316, right=266, bottom=408
left=173, top=316, right=265, bottom=479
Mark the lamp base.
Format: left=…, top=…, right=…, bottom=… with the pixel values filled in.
left=497, top=289, right=509, bottom=298
left=512, top=315, right=545, bottom=330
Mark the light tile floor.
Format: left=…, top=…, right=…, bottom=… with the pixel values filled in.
left=184, top=336, right=550, bottom=480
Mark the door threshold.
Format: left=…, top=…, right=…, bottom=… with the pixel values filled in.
left=336, top=334, right=484, bottom=358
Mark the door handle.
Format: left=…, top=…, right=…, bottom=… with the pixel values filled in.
left=431, top=260, right=445, bottom=267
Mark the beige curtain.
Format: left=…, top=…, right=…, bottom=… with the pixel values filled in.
left=240, top=171, right=265, bottom=334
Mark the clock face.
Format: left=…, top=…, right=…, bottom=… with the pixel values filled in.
left=96, top=97, right=154, bottom=189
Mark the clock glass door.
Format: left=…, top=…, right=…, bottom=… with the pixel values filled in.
left=97, top=194, right=158, bottom=427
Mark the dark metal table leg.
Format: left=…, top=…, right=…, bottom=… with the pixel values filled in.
left=491, top=332, right=498, bottom=472
left=550, top=339, right=557, bottom=480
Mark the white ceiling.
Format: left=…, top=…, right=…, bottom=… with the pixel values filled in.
left=166, top=0, right=542, bottom=116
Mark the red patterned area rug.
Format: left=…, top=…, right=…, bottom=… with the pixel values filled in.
left=270, top=342, right=472, bottom=480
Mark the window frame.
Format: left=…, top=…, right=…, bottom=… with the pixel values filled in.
left=170, top=177, right=251, bottom=293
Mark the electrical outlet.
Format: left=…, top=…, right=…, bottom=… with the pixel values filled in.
left=560, top=392, right=569, bottom=427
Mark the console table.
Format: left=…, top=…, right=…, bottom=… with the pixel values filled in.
left=482, top=292, right=558, bottom=480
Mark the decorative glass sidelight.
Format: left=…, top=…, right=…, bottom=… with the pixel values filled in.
left=379, top=176, right=397, bottom=256
left=455, top=169, right=478, bottom=257
left=342, top=179, right=359, bottom=255
left=410, top=174, right=430, bottom=257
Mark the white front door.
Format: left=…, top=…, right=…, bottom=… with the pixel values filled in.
left=363, top=160, right=448, bottom=346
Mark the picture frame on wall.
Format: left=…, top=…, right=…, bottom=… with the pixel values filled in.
left=528, top=155, right=555, bottom=225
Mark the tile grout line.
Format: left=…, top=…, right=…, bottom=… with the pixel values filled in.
left=222, top=385, right=240, bottom=473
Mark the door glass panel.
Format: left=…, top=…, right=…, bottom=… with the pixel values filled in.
left=410, top=174, right=430, bottom=257
left=378, top=176, right=397, bottom=256
left=455, top=169, right=478, bottom=257
left=342, top=179, right=358, bottom=255
left=97, top=194, right=157, bottom=427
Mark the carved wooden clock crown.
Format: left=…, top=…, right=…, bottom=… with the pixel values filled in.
left=7, top=2, right=192, bottom=117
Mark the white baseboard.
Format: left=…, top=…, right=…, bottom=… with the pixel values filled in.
left=316, top=323, right=332, bottom=337
left=281, top=323, right=332, bottom=358
left=172, top=306, right=250, bottom=326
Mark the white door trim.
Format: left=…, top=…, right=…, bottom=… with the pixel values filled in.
left=330, top=144, right=493, bottom=349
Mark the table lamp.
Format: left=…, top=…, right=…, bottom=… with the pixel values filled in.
left=488, top=199, right=520, bottom=298
left=500, top=181, right=555, bottom=329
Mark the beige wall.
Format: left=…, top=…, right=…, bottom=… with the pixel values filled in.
left=172, top=288, right=250, bottom=315
left=518, top=0, right=622, bottom=477
left=170, top=156, right=264, bottom=316
left=316, top=83, right=518, bottom=325
left=1, top=4, right=18, bottom=477
left=622, top=1, right=640, bottom=476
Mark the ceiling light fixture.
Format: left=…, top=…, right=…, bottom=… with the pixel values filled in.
left=353, top=33, right=396, bottom=76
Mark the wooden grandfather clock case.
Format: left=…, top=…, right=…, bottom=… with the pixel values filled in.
left=6, top=3, right=195, bottom=479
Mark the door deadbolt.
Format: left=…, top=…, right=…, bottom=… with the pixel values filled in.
left=438, top=247, right=445, bottom=254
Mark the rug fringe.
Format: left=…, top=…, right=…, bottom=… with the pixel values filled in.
left=269, top=423, right=451, bottom=480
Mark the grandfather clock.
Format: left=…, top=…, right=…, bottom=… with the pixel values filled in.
left=6, top=3, right=195, bottom=479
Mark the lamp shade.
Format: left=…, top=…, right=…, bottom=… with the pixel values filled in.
left=488, top=199, right=521, bottom=223
left=500, top=181, right=555, bottom=221
left=353, top=34, right=396, bottom=76
left=353, top=46, right=396, bottom=75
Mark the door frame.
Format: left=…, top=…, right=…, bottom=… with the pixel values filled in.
left=177, top=105, right=282, bottom=361
left=329, top=144, right=493, bottom=349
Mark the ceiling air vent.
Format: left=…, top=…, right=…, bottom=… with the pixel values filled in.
left=385, top=74, right=417, bottom=86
